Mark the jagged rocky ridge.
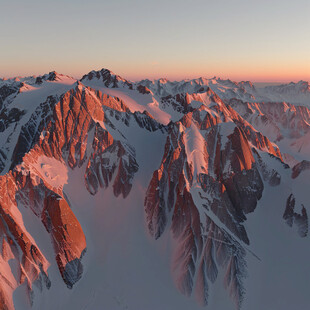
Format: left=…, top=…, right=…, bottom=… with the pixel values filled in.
left=144, top=97, right=283, bottom=307
left=0, top=81, right=164, bottom=309
left=0, top=69, right=309, bottom=310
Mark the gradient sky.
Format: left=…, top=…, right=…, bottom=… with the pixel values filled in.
left=1, top=0, right=309, bottom=82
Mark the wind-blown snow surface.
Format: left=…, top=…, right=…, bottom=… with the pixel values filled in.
left=0, top=69, right=310, bottom=310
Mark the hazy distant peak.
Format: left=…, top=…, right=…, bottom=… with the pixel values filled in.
left=158, top=78, right=169, bottom=83
left=263, top=80, right=310, bottom=98
left=34, top=71, right=74, bottom=84
left=239, top=80, right=255, bottom=88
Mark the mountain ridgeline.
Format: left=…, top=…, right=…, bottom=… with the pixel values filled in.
left=0, top=69, right=310, bottom=310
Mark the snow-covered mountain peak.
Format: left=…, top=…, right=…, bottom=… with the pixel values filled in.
left=80, top=68, right=133, bottom=89
left=38, top=71, right=76, bottom=86
left=260, top=80, right=310, bottom=105
left=0, top=72, right=75, bottom=88
left=158, top=77, right=169, bottom=83
left=1, top=68, right=310, bottom=310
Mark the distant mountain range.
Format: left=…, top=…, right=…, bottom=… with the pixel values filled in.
left=0, top=69, right=309, bottom=310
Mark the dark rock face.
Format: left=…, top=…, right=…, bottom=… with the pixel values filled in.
left=133, top=111, right=165, bottom=132
left=35, top=76, right=43, bottom=85
left=0, top=108, right=25, bottom=133
left=136, top=84, right=151, bottom=94
left=46, top=71, right=58, bottom=81
left=62, top=257, right=85, bottom=289
left=0, top=84, right=22, bottom=108
left=292, top=160, right=310, bottom=179
left=283, top=194, right=308, bottom=237
left=223, top=167, right=264, bottom=216
left=161, top=93, right=195, bottom=114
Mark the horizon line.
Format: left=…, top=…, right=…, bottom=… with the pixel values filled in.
left=1, top=69, right=309, bottom=85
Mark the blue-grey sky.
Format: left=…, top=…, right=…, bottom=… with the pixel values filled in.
left=1, top=0, right=309, bottom=81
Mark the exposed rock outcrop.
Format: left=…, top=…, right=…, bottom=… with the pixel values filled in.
left=292, top=160, right=310, bottom=179
left=42, top=195, right=86, bottom=288
left=144, top=99, right=284, bottom=308
left=283, top=194, right=308, bottom=237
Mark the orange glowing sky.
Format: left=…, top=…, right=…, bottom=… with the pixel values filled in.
left=1, top=0, right=309, bottom=82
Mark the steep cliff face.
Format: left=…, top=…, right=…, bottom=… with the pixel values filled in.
left=42, top=195, right=86, bottom=288
left=0, top=69, right=310, bottom=310
left=0, top=172, right=50, bottom=310
left=0, top=164, right=87, bottom=308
